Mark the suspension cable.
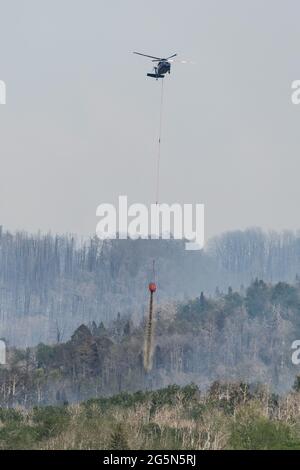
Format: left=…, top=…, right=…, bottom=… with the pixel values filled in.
left=144, top=79, right=165, bottom=373
left=155, top=78, right=164, bottom=205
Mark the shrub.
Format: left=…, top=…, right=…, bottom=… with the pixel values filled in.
left=230, top=414, right=300, bottom=450
left=32, top=405, right=70, bottom=439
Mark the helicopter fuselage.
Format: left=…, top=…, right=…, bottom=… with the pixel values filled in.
left=157, top=60, right=171, bottom=75
left=147, top=60, right=171, bottom=79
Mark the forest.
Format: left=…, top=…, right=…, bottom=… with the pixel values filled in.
left=1, top=227, right=300, bottom=450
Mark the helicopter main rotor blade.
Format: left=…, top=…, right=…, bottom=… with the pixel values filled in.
left=152, top=53, right=178, bottom=63
left=166, top=53, right=177, bottom=60
left=168, top=58, right=196, bottom=64
left=133, top=52, right=162, bottom=60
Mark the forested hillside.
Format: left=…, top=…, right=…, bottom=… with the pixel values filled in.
left=1, top=279, right=300, bottom=406
left=1, top=226, right=300, bottom=346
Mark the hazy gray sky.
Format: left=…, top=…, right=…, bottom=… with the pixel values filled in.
left=0, top=0, right=299, bottom=240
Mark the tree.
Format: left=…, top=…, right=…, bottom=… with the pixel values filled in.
left=109, top=424, right=129, bottom=450
left=293, top=376, right=300, bottom=392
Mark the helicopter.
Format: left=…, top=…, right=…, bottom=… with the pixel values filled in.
left=133, top=52, right=177, bottom=79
